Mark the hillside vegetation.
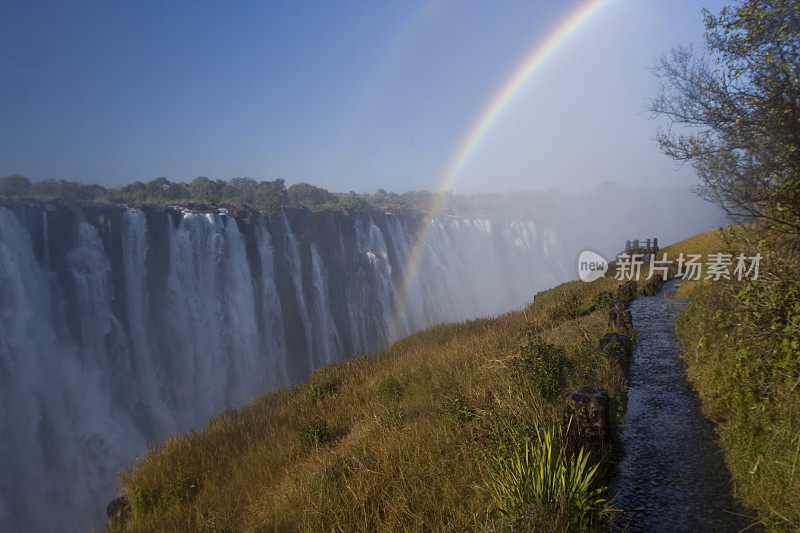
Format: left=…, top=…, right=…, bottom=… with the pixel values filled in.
left=109, top=258, right=641, bottom=531
left=109, top=227, right=800, bottom=532
left=675, top=224, right=800, bottom=531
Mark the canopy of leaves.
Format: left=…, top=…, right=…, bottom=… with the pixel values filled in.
left=287, top=182, right=335, bottom=208
left=1, top=175, right=475, bottom=217
left=0, top=174, right=31, bottom=195
left=651, top=0, right=800, bottom=232
left=652, top=0, right=800, bottom=233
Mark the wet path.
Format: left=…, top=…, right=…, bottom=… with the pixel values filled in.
left=611, top=278, right=751, bottom=532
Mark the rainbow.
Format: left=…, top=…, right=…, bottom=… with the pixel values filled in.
left=389, top=0, right=614, bottom=339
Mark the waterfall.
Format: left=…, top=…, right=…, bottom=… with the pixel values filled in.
left=0, top=202, right=576, bottom=530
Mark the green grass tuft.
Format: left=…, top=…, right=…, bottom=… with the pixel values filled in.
left=297, top=419, right=332, bottom=447
left=484, top=424, right=612, bottom=531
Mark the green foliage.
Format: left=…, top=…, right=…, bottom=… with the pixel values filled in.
left=221, top=177, right=258, bottom=204
left=166, top=471, right=202, bottom=504
left=338, top=193, right=368, bottom=212
left=441, top=391, right=476, bottom=426
left=188, top=176, right=223, bottom=203
left=380, top=404, right=406, bottom=428
left=595, top=291, right=614, bottom=308
left=0, top=177, right=110, bottom=204
left=119, top=181, right=147, bottom=203
left=677, top=225, right=800, bottom=530
left=655, top=4, right=800, bottom=519
left=297, top=418, right=332, bottom=447
left=652, top=0, right=800, bottom=234
left=550, top=292, right=599, bottom=321
left=513, top=336, right=567, bottom=402
left=287, top=182, right=334, bottom=208
left=377, top=376, right=406, bottom=427
left=252, top=178, right=288, bottom=215
left=484, top=425, right=610, bottom=531
left=0, top=174, right=31, bottom=195
left=307, top=378, right=338, bottom=401
left=0, top=173, right=494, bottom=217
left=128, top=469, right=201, bottom=518
left=129, top=484, right=160, bottom=517
left=376, top=375, right=404, bottom=405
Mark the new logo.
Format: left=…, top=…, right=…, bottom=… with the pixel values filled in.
left=578, top=250, right=608, bottom=282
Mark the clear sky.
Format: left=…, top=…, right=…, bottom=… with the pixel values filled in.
left=0, top=0, right=725, bottom=193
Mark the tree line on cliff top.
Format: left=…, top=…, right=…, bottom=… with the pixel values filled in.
left=0, top=172, right=628, bottom=220
left=0, top=174, right=440, bottom=215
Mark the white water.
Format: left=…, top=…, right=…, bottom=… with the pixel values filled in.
left=0, top=200, right=720, bottom=530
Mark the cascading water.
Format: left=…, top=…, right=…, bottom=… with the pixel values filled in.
left=0, top=197, right=719, bottom=530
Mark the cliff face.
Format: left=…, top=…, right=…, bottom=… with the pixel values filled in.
left=0, top=199, right=566, bottom=531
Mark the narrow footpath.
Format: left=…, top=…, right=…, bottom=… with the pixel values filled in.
left=612, top=278, right=753, bottom=532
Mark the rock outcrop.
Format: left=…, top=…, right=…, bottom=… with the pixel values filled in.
left=599, top=332, right=633, bottom=367
left=106, top=496, right=130, bottom=525
left=562, top=387, right=611, bottom=454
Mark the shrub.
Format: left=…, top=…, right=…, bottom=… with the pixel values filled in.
left=338, top=193, right=368, bottom=211
left=513, top=336, right=567, bottom=402
left=442, top=391, right=476, bottom=426
left=677, top=225, right=800, bottom=529
left=377, top=376, right=404, bottom=405
left=0, top=174, right=31, bottom=195
left=128, top=469, right=200, bottom=517
left=297, top=419, right=332, bottom=447
left=308, top=378, right=338, bottom=401
left=287, top=182, right=335, bottom=208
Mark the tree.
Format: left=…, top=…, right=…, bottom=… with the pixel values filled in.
left=77, top=183, right=108, bottom=201
left=651, top=0, right=800, bottom=234
left=252, top=179, right=288, bottom=214
left=188, top=176, right=223, bottom=203
left=166, top=181, right=189, bottom=201
left=0, top=174, right=31, bottom=195
left=222, top=177, right=258, bottom=203
left=287, top=182, right=334, bottom=208
left=120, top=181, right=148, bottom=203
left=338, top=193, right=368, bottom=212
left=24, top=179, right=107, bottom=204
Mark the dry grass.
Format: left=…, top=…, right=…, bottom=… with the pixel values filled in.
left=658, top=228, right=726, bottom=299
left=110, top=271, right=629, bottom=532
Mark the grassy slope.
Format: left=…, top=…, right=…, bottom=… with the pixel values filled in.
left=658, top=229, right=725, bottom=299
left=112, top=228, right=759, bottom=532
left=673, top=225, right=800, bottom=531
left=111, top=264, right=632, bottom=531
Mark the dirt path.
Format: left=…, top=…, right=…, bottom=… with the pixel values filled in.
left=611, top=278, right=752, bottom=531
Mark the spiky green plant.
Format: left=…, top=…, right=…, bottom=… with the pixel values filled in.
left=485, top=425, right=611, bottom=531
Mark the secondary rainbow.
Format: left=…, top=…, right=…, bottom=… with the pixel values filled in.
left=389, top=0, right=614, bottom=339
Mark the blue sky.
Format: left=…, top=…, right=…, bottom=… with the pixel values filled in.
left=0, top=0, right=725, bottom=193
